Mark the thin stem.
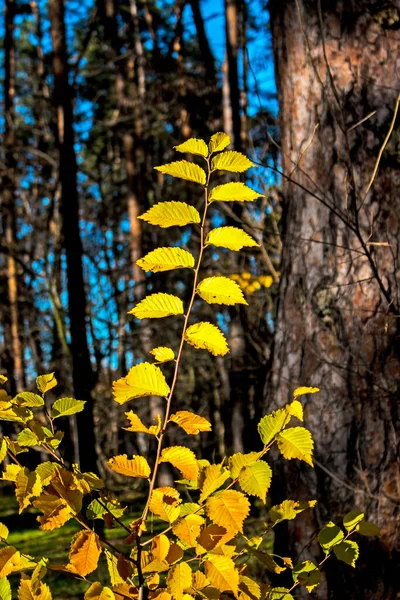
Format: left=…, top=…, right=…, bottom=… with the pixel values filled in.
left=136, top=159, right=212, bottom=594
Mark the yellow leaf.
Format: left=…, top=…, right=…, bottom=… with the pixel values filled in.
left=172, top=514, right=205, bottom=547
left=228, top=452, right=261, bottom=479
left=151, top=534, right=170, bottom=562
left=69, top=530, right=101, bottom=577
left=276, top=427, right=314, bottom=467
left=15, top=468, right=42, bottom=513
left=209, top=183, right=262, bottom=203
left=209, top=132, right=231, bottom=154
left=51, top=398, right=86, bottom=419
left=33, top=494, right=72, bottom=531
left=0, top=438, right=7, bottom=463
left=0, top=547, right=20, bottom=578
left=124, top=412, right=161, bottom=436
left=0, top=577, right=11, bottom=600
left=204, top=555, right=239, bottom=596
left=174, top=138, right=208, bottom=158
left=0, top=376, right=7, bottom=385
left=205, top=227, right=259, bottom=251
left=129, top=293, right=184, bottom=320
left=197, top=524, right=235, bottom=553
left=18, top=577, right=52, bottom=600
left=105, top=551, right=124, bottom=586
left=166, top=563, right=192, bottom=600
left=155, top=161, right=206, bottom=185
left=185, top=322, right=229, bottom=356
left=169, top=411, right=211, bottom=435
left=238, top=462, right=272, bottom=503
left=199, top=464, right=231, bottom=503
left=113, top=362, right=170, bottom=404
left=206, top=490, right=250, bottom=533
left=191, top=571, right=210, bottom=591
left=108, top=455, right=151, bottom=479
left=36, top=373, right=57, bottom=394
left=257, top=408, right=290, bottom=446
left=137, top=247, right=195, bottom=273
left=2, top=463, right=22, bottom=482
left=285, top=400, right=303, bottom=422
left=268, top=499, right=316, bottom=526
left=150, top=347, right=175, bottom=363
left=159, top=446, right=199, bottom=480
left=0, top=522, right=9, bottom=540
left=239, top=575, right=261, bottom=600
left=293, top=387, right=320, bottom=398
left=84, top=582, right=116, bottom=600
left=139, top=201, right=200, bottom=228
left=197, top=277, right=247, bottom=306
left=258, top=275, right=274, bottom=288
left=211, top=151, right=255, bottom=173
left=149, top=489, right=181, bottom=523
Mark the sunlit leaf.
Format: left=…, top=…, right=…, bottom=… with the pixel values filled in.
left=155, top=160, right=206, bottom=185
left=266, top=589, right=294, bottom=600
left=124, top=412, right=161, bottom=436
left=276, top=427, right=314, bottom=467
left=36, top=373, right=57, bottom=395
left=172, top=514, right=204, bottom=547
left=174, top=138, right=208, bottom=158
left=197, top=276, right=247, bottom=306
left=185, top=322, right=229, bottom=356
left=228, top=452, right=261, bottom=479
left=293, top=387, right=320, bottom=398
left=205, top=226, right=259, bottom=251
left=159, top=446, right=199, bottom=480
left=206, top=490, right=250, bottom=533
left=18, top=576, right=52, bottom=600
left=209, top=182, right=262, bottom=203
left=139, top=201, right=201, bottom=228
left=199, top=464, right=231, bottom=503
left=137, top=247, right=195, bottom=273
left=292, top=561, right=321, bottom=591
left=149, top=347, right=175, bottom=363
left=15, top=468, right=42, bottom=513
left=33, top=494, right=73, bottom=531
left=108, top=455, right=151, bottom=479
left=149, top=490, right=181, bottom=524
left=14, top=392, right=44, bottom=407
left=0, top=523, right=9, bottom=541
left=238, top=461, right=272, bottom=503
left=169, top=411, right=211, bottom=435
left=84, top=582, right=115, bottom=600
left=239, top=575, right=261, bottom=600
left=0, top=547, right=20, bottom=578
left=129, top=293, right=184, bottom=320
left=333, top=541, right=359, bottom=567
left=69, top=531, right=101, bottom=577
left=285, top=400, right=303, bottom=422
left=209, top=132, right=231, bottom=153
left=318, top=522, right=344, bottom=553
left=204, top=555, right=239, bottom=595
left=166, top=562, right=192, bottom=600
left=343, top=510, right=364, bottom=532
left=52, top=398, right=86, bottom=419
left=0, top=577, right=11, bottom=600
left=113, top=362, right=170, bottom=404
left=268, top=499, right=316, bottom=526
left=211, top=151, right=255, bottom=173
left=257, top=408, right=290, bottom=446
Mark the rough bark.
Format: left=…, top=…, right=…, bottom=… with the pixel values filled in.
left=48, top=0, right=97, bottom=473
left=267, top=1, right=400, bottom=598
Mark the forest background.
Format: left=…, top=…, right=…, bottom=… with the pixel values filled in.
left=0, top=0, right=399, bottom=598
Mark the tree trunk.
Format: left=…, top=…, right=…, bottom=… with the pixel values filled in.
left=267, top=1, right=400, bottom=598
left=48, top=0, right=97, bottom=473
left=3, top=0, right=24, bottom=394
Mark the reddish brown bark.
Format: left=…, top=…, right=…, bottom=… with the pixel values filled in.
left=268, top=1, right=400, bottom=598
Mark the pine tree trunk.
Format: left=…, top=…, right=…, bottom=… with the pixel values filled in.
left=48, top=0, right=97, bottom=473
left=267, top=2, right=400, bottom=597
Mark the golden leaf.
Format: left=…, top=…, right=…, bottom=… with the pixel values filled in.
left=172, top=514, right=205, bottom=547
left=139, top=201, right=200, bottom=228
left=33, top=494, right=72, bottom=531
left=199, top=464, right=231, bottom=503
left=228, top=452, right=261, bottom=479
left=149, top=347, right=175, bottom=363
left=209, top=132, right=231, bottom=154
left=129, top=293, right=184, bottom=320
left=204, top=555, right=239, bottom=596
left=197, top=276, right=247, bottom=306
left=166, top=563, right=192, bottom=600
left=174, top=138, right=208, bottom=158
left=205, top=227, right=259, bottom=251
left=69, top=530, right=101, bottom=577
left=211, top=151, right=255, bottom=173
left=151, top=534, right=170, bottom=562
left=209, top=183, right=262, bottom=203
left=124, top=412, right=161, bottom=436
left=149, top=489, right=181, bottom=523
left=238, top=462, right=272, bottom=503
left=159, top=446, right=199, bottom=480
left=276, top=427, right=314, bottom=467
left=184, top=322, right=229, bottom=356
left=18, top=576, right=52, bottom=600
left=155, top=160, right=206, bottom=185
left=15, top=468, right=42, bottom=513
left=36, top=373, right=57, bottom=394
left=169, top=411, right=211, bottom=435
left=206, top=490, right=250, bottom=533
left=108, top=455, right=151, bottom=479
left=293, top=387, right=320, bottom=398
left=0, top=547, right=20, bottom=578
left=137, top=247, right=195, bottom=273
left=113, top=362, right=170, bottom=404
left=84, top=582, right=116, bottom=600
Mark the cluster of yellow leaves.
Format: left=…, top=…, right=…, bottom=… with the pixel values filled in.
left=230, top=272, right=275, bottom=295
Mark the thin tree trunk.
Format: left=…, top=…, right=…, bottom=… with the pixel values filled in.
left=3, top=0, right=24, bottom=394
left=48, top=0, right=97, bottom=473
left=224, top=0, right=242, bottom=151
left=268, top=1, right=400, bottom=598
